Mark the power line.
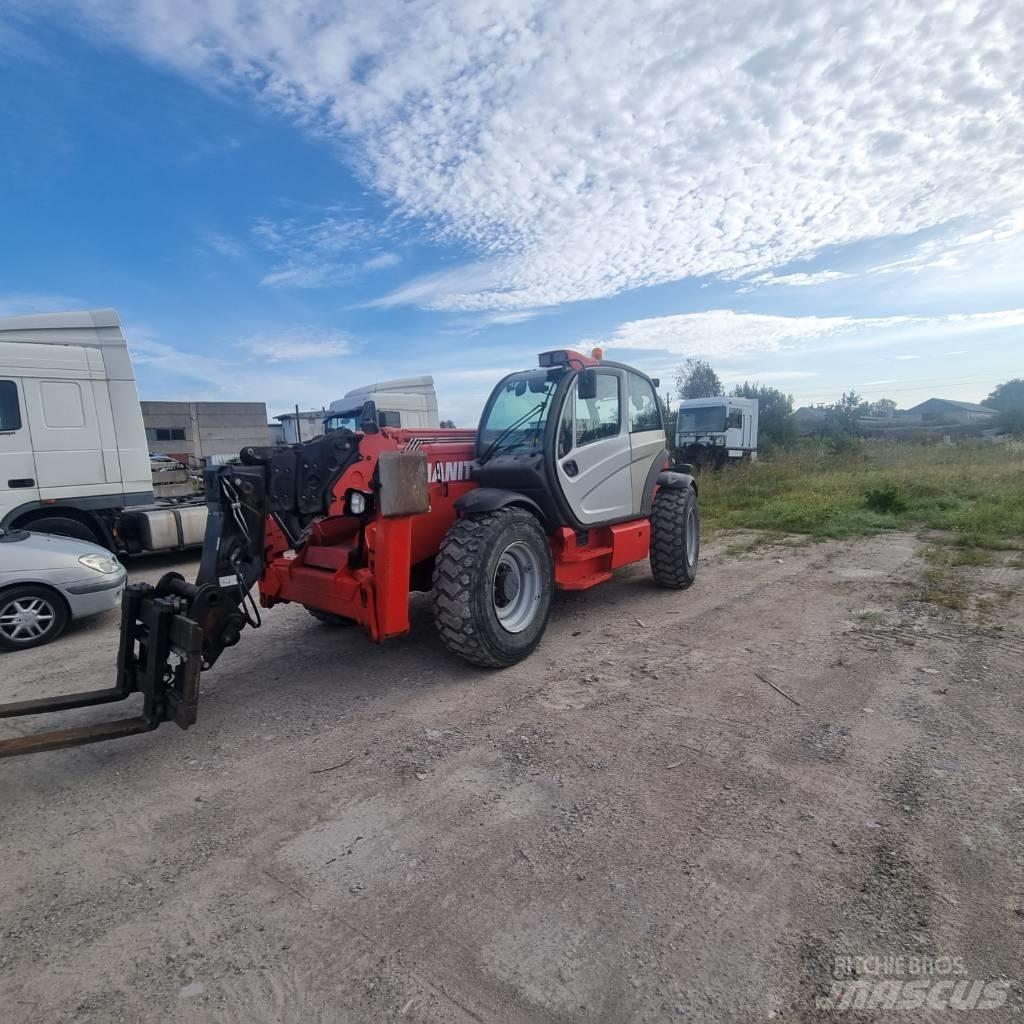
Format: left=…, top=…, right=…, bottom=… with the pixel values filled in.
left=784, top=378, right=1004, bottom=402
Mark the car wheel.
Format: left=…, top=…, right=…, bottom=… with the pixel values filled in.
left=0, top=585, right=69, bottom=651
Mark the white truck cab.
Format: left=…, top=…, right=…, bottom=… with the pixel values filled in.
left=676, top=396, right=759, bottom=468
left=324, top=376, right=440, bottom=432
left=0, top=309, right=204, bottom=551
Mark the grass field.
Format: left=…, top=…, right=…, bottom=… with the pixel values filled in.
left=697, top=441, right=1024, bottom=551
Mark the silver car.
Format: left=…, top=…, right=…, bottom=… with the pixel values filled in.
left=0, top=528, right=127, bottom=650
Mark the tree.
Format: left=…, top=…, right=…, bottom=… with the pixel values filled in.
left=869, top=398, right=898, bottom=418
left=675, top=358, right=722, bottom=399
left=656, top=393, right=674, bottom=447
left=439, top=418, right=456, bottom=428
left=983, top=379, right=1024, bottom=436
left=729, top=381, right=796, bottom=451
left=824, top=390, right=864, bottom=436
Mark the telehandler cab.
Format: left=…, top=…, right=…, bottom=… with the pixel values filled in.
left=0, top=350, right=699, bottom=757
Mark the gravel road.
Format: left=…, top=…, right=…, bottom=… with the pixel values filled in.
left=1, top=534, right=1021, bottom=1022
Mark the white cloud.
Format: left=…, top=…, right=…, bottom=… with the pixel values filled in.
left=441, top=308, right=546, bottom=334
left=720, top=370, right=818, bottom=382
left=868, top=213, right=1024, bottom=279
left=363, top=252, right=400, bottom=271
left=479, top=310, right=542, bottom=326
left=200, top=231, right=244, bottom=259
left=55, top=0, right=1024, bottom=311
left=252, top=209, right=373, bottom=288
left=596, top=308, right=1024, bottom=361
left=740, top=270, right=852, bottom=291
left=126, top=323, right=351, bottom=411
left=240, top=328, right=352, bottom=361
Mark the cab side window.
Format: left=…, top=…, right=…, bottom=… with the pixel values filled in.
left=628, top=373, right=662, bottom=432
left=0, top=380, right=22, bottom=431
left=575, top=372, right=620, bottom=446
left=557, top=383, right=575, bottom=458
left=727, top=409, right=743, bottom=429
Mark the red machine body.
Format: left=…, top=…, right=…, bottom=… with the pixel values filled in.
left=0, top=349, right=698, bottom=757
left=258, top=425, right=656, bottom=643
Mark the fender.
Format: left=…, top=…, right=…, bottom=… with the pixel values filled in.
left=454, top=486, right=547, bottom=525
left=657, top=470, right=698, bottom=494
left=640, top=447, right=668, bottom=517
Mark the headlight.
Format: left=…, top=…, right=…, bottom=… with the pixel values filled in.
left=348, top=491, right=367, bottom=515
left=78, top=553, right=121, bottom=574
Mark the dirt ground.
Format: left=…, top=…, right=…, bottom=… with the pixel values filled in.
left=1, top=533, right=1022, bottom=1022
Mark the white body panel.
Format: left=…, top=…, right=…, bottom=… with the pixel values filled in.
left=329, top=375, right=440, bottom=430
left=0, top=309, right=154, bottom=527
left=676, top=396, right=759, bottom=457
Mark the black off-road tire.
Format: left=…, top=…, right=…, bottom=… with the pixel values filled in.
left=650, top=486, right=700, bottom=589
left=433, top=508, right=554, bottom=668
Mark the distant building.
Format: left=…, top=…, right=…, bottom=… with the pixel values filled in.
left=141, top=401, right=270, bottom=462
left=902, top=398, right=996, bottom=425
left=792, top=406, right=828, bottom=435
left=272, top=409, right=327, bottom=445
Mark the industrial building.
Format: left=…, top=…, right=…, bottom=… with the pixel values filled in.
left=141, top=401, right=270, bottom=463
left=902, top=398, right=996, bottom=425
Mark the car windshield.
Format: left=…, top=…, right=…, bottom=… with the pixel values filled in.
left=678, top=405, right=726, bottom=433
left=325, top=407, right=360, bottom=433
left=479, top=370, right=560, bottom=456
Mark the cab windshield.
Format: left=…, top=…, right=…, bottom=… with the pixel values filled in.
left=678, top=405, right=726, bottom=434
left=324, top=407, right=360, bottom=433
left=478, top=370, right=560, bottom=458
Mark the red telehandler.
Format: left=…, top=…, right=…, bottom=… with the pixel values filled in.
left=0, top=350, right=698, bottom=757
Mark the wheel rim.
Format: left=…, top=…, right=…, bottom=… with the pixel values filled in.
left=685, top=506, right=698, bottom=567
left=492, top=541, right=542, bottom=633
left=0, top=596, right=56, bottom=642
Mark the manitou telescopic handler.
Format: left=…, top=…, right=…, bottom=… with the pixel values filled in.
left=0, top=349, right=699, bottom=757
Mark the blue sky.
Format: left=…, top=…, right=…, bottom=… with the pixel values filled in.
left=1, top=2, right=1021, bottom=427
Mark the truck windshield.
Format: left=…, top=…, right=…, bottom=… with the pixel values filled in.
left=479, top=371, right=559, bottom=457
left=324, top=407, right=360, bottom=433
left=678, top=405, right=726, bottom=433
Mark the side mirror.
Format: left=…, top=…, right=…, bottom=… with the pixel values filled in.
left=651, top=377, right=660, bottom=389
left=577, top=369, right=597, bottom=401
left=360, top=400, right=379, bottom=434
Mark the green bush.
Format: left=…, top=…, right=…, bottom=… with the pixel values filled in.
left=864, top=483, right=908, bottom=514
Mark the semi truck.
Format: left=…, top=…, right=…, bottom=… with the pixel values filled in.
left=325, top=376, right=440, bottom=432
left=0, top=309, right=444, bottom=554
left=675, top=396, right=759, bottom=469
left=0, top=309, right=208, bottom=554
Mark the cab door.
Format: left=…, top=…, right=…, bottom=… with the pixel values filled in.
left=0, top=377, right=40, bottom=519
left=21, top=376, right=105, bottom=492
left=554, top=368, right=633, bottom=525
left=626, top=371, right=666, bottom=515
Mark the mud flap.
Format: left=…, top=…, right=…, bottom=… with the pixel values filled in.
left=0, top=583, right=203, bottom=758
